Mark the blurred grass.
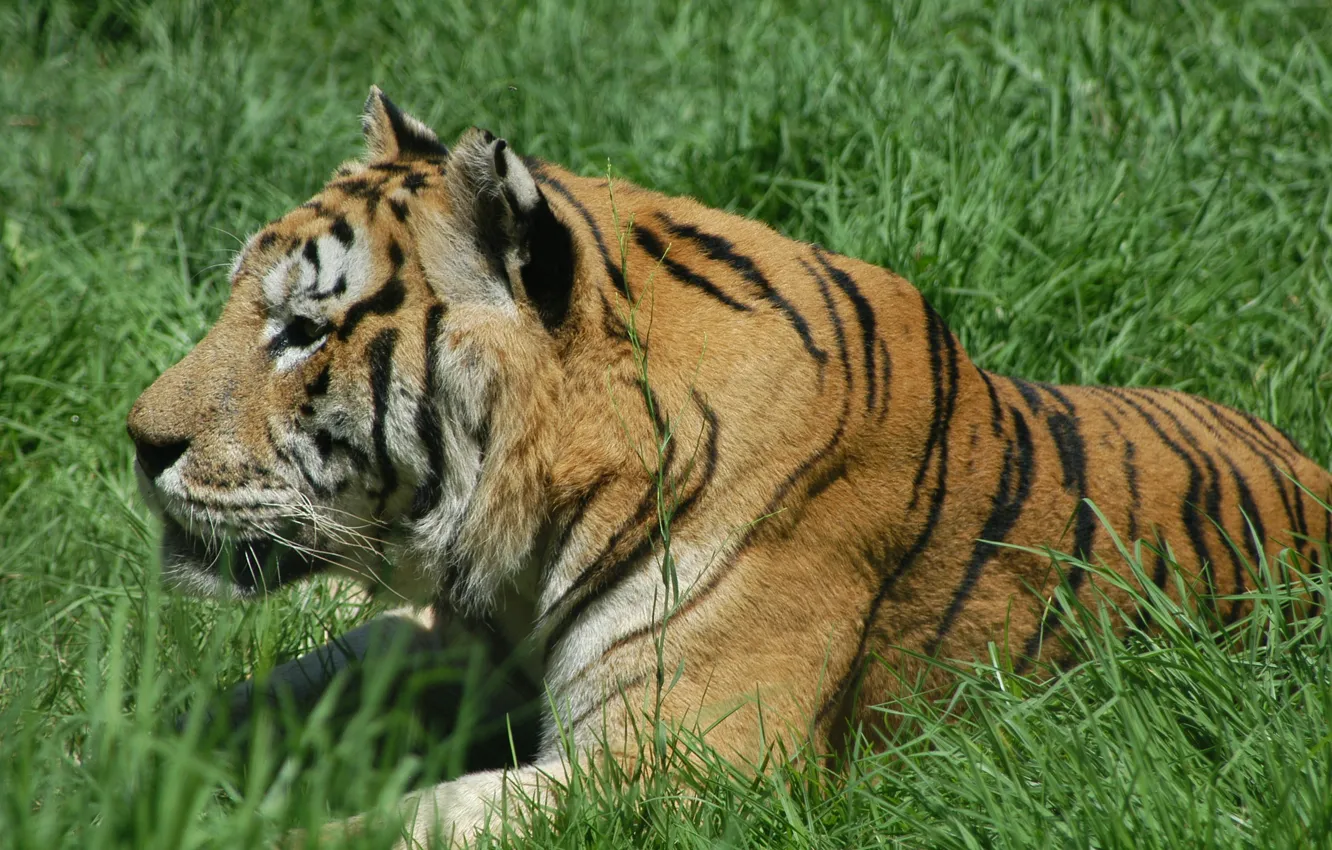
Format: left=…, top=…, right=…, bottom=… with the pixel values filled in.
left=1, top=0, right=1331, bottom=847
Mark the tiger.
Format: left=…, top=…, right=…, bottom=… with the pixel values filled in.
left=127, top=88, right=1332, bottom=846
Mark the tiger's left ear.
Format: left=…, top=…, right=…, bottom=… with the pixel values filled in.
left=362, top=86, right=449, bottom=162
left=448, top=128, right=575, bottom=331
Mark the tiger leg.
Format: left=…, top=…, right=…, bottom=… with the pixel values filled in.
left=218, top=604, right=443, bottom=729
left=213, top=604, right=543, bottom=772
left=393, top=756, right=572, bottom=849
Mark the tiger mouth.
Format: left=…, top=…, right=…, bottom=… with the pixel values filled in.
left=160, top=515, right=324, bottom=597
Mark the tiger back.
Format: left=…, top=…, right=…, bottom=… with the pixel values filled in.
left=528, top=161, right=1332, bottom=746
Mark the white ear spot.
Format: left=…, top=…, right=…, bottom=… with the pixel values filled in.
left=494, top=139, right=540, bottom=213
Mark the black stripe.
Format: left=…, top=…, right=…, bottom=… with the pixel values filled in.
left=1010, top=377, right=1045, bottom=415
left=755, top=258, right=853, bottom=510
left=334, top=177, right=384, bottom=205
left=299, top=364, right=332, bottom=416
left=906, top=301, right=949, bottom=511
left=375, top=91, right=450, bottom=158
left=1270, top=421, right=1304, bottom=456
left=367, top=329, right=399, bottom=515
left=1131, top=390, right=1239, bottom=605
left=572, top=391, right=724, bottom=654
left=979, top=370, right=1005, bottom=437
left=1195, top=396, right=1298, bottom=462
left=657, top=213, right=828, bottom=372
left=1151, top=393, right=1263, bottom=619
left=325, top=432, right=373, bottom=474
left=820, top=295, right=960, bottom=723
left=532, top=171, right=629, bottom=298
left=1112, top=387, right=1302, bottom=562
left=305, top=364, right=330, bottom=397
left=927, top=406, right=1035, bottom=653
left=410, top=305, right=447, bottom=519
left=545, top=538, right=653, bottom=656
left=1018, top=384, right=1096, bottom=665
left=1040, top=384, right=1097, bottom=566
left=599, top=291, right=633, bottom=345
left=1108, top=388, right=1213, bottom=582
left=1224, top=456, right=1263, bottom=622
left=520, top=193, right=577, bottom=330
left=311, top=273, right=348, bottom=301
left=1096, top=406, right=1141, bottom=544
left=806, top=459, right=847, bottom=500
left=580, top=390, right=719, bottom=616
left=878, top=304, right=960, bottom=622
left=542, top=383, right=675, bottom=650
left=806, top=258, right=852, bottom=389
left=1237, top=407, right=1304, bottom=457
left=1195, top=396, right=1293, bottom=458
left=302, top=428, right=372, bottom=483
left=1152, top=552, right=1168, bottom=589
left=1318, top=497, right=1331, bottom=580
left=814, top=247, right=879, bottom=414
left=1121, top=435, right=1141, bottom=544
left=667, top=390, right=721, bottom=524
left=1082, top=393, right=1170, bottom=589
left=289, top=446, right=333, bottom=499
left=302, top=239, right=320, bottom=273
left=1039, top=382, right=1077, bottom=415
left=330, top=216, right=354, bottom=247
left=635, top=227, right=752, bottom=312
left=663, top=261, right=856, bottom=624
left=402, top=171, right=427, bottom=193
left=1199, top=452, right=1228, bottom=601
left=337, top=277, right=406, bottom=340
left=1248, top=449, right=1302, bottom=559
left=548, top=475, right=611, bottom=574
left=1291, top=471, right=1313, bottom=564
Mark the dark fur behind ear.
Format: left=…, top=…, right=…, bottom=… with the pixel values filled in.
left=363, top=86, right=449, bottom=161
left=447, top=129, right=576, bottom=331
left=521, top=191, right=575, bottom=330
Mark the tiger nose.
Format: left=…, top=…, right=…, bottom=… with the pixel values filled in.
left=130, top=428, right=191, bottom=481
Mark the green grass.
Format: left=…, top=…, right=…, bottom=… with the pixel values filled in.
left=3, top=0, right=1332, bottom=846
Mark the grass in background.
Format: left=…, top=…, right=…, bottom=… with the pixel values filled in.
left=2, top=0, right=1331, bottom=846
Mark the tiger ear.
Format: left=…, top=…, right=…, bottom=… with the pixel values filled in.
left=362, top=86, right=449, bottom=162
left=448, top=128, right=575, bottom=330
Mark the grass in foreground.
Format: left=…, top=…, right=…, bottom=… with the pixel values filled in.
left=2, top=0, right=1332, bottom=847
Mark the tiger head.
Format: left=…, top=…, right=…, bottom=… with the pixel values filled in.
left=127, top=88, right=575, bottom=607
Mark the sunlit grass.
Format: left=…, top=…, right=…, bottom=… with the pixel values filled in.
left=2, top=0, right=1331, bottom=846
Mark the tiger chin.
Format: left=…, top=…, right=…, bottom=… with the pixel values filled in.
left=128, top=87, right=1332, bottom=846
